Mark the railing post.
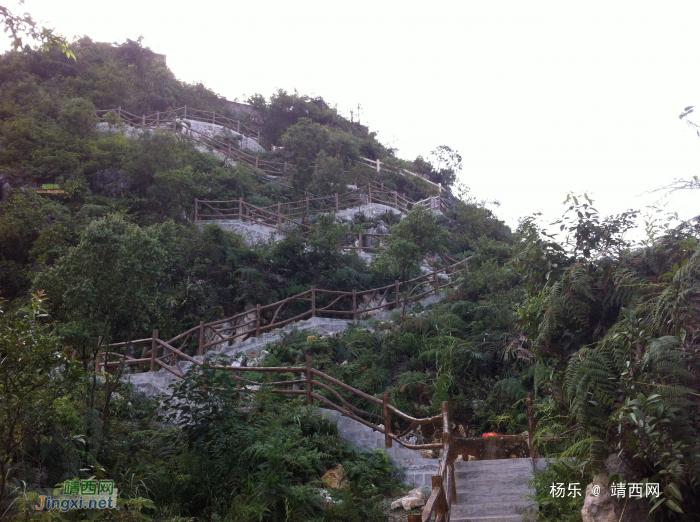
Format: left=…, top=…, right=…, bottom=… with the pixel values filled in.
left=310, top=286, right=316, bottom=317
left=156, top=111, right=160, bottom=124
left=237, top=120, right=240, bottom=133
left=305, top=196, right=309, bottom=219
left=442, top=401, right=451, bottom=434
left=358, top=232, right=363, bottom=253
left=194, top=198, right=199, bottom=221
left=376, top=159, right=380, bottom=173
left=150, top=329, right=159, bottom=372
left=526, top=392, right=537, bottom=458
left=334, top=193, right=339, bottom=213
left=255, top=156, right=259, bottom=169
left=394, top=191, right=398, bottom=208
left=239, top=198, right=243, bottom=221
left=277, top=202, right=282, bottom=225
left=395, top=280, right=400, bottom=308
left=228, top=142, right=232, bottom=156
left=255, top=304, right=261, bottom=338
left=117, top=106, right=121, bottom=117
left=383, top=392, right=393, bottom=448
left=434, top=268, right=439, bottom=295
left=142, top=114, right=145, bottom=125
left=283, top=161, right=287, bottom=174
left=305, top=356, right=313, bottom=406
left=183, top=105, right=187, bottom=119
left=257, top=129, right=260, bottom=142
left=352, top=289, right=357, bottom=320
left=198, top=321, right=205, bottom=356
left=212, top=111, right=216, bottom=124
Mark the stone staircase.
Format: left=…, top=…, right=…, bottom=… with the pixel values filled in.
left=450, top=458, right=540, bottom=522
left=315, top=407, right=440, bottom=489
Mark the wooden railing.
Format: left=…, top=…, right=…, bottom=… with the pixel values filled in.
left=95, top=106, right=261, bottom=142
left=93, top=256, right=471, bottom=377
left=93, top=108, right=450, bottom=205
left=195, top=183, right=418, bottom=230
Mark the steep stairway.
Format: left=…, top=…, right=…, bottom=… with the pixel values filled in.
left=450, top=458, right=538, bottom=522
left=316, top=407, right=440, bottom=488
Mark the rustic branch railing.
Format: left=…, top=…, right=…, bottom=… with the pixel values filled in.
left=95, top=256, right=471, bottom=376
left=94, top=106, right=261, bottom=142
left=94, top=108, right=448, bottom=206
left=194, top=183, right=429, bottom=233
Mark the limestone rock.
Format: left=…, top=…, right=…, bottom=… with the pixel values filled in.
left=321, top=464, right=348, bottom=490
left=401, top=495, right=426, bottom=509
left=421, top=450, right=434, bottom=458
left=391, top=489, right=426, bottom=510
left=454, top=454, right=464, bottom=462
left=581, top=472, right=649, bottom=522
left=468, top=455, right=478, bottom=461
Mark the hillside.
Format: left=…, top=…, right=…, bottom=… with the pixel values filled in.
left=1, top=38, right=699, bottom=522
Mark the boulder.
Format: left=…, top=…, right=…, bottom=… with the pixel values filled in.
left=391, top=488, right=426, bottom=510
left=581, top=472, right=649, bottom=522
left=321, top=464, right=348, bottom=490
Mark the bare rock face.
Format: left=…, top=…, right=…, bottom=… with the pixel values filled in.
left=581, top=471, right=650, bottom=522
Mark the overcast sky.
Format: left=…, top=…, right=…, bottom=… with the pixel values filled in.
left=2, top=0, right=699, bottom=237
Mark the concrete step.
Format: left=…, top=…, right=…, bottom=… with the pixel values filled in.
left=455, top=469, right=533, bottom=482
left=457, top=489, right=533, bottom=503
left=451, top=501, right=536, bottom=518
left=454, top=458, right=533, bottom=471
left=451, top=516, right=529, bottom=522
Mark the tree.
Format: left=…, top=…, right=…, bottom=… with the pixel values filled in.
left=429, top=145, right=462, bottom=187
left=1, top=1, right=74, bottom=59
left=377, top=205, right=449, bottom=280
left=0, top=292, right=77, bottom=510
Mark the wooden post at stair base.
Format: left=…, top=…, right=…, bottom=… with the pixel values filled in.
left=255, top=304, right=262, bottom=338
left=431, top=475, right=446, bottom=515
left=443, top=431, right=457, bottom=503
left=526, top=392, right=537, bottom=458
left=150, top=329, right=159, bottom=372
left=311, top=286, right=316, bottom=317
left=383, top=392, right=393, bottom=448
left=442, top=401, right=451, bottom=434
left=198, top=321, right=205, bottom=356
left=194, top=198, right=198, bottom=221
left=352, top=289, right=357, bottom=320
left=305, top=356, right=313, bottom=406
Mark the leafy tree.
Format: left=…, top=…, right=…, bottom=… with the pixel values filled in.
left=377, top=205, right=449, bottom=280
left=0, top=292, right=77, bottom=510
left=0, top=1, right=74, bottom=58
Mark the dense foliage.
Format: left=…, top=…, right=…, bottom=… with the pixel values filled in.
left=1, top=35, right=699, bottom=522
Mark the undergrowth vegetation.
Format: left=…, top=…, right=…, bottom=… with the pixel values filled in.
left=1, top=35, right=699, bottom=522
